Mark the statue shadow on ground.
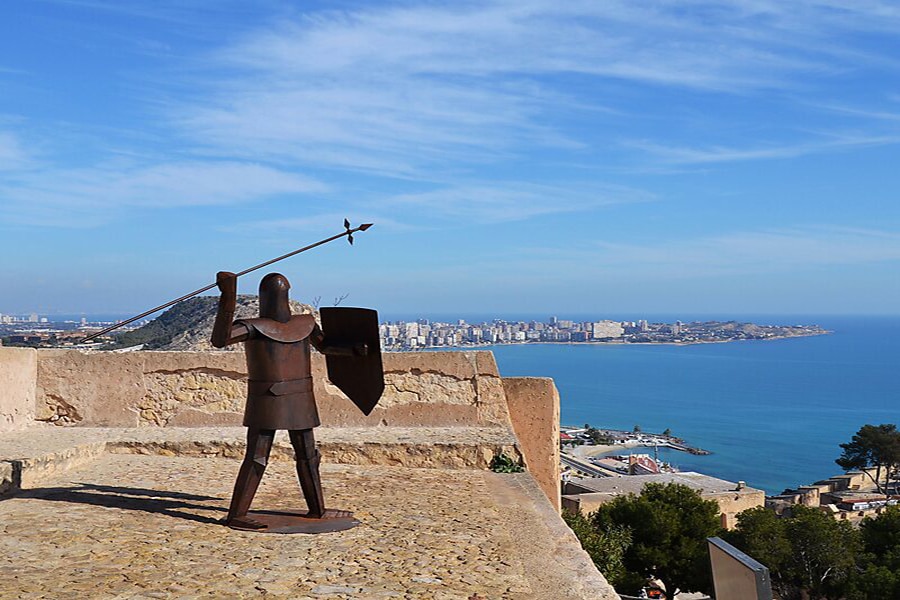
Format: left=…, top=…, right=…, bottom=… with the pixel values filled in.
left=13, top=482, right=226, bottom=525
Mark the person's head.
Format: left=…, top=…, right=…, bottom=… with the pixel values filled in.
left=259, top=273, right=292, bottom=322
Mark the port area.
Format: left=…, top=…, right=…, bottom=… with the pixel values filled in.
left=561, top=427, right=710, bottom=457
left=559, top=427, right=711, bottom=479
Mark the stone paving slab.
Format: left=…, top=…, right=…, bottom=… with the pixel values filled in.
left=0, top=427, right=523, bottom=495
left=0, top=454, right=617, bottom=599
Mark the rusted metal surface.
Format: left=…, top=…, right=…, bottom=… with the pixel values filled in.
left=211, top=271, right=383, bottom=534
left=227, top=509, right=361, bottom=534
left=320, top=307, right=385, bottom=416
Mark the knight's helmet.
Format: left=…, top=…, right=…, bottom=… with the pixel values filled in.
left=259, top=273, right=292, bottom=323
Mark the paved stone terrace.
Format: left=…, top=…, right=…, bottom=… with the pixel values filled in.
left=1, top=453, right=617, bottom=599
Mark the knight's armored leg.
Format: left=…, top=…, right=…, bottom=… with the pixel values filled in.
left=289, top=429, right=325, bottom=518
left=227, top=428, right=275, bottom=523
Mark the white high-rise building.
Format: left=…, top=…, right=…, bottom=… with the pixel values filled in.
left=592, top=320, right=624, bottom=339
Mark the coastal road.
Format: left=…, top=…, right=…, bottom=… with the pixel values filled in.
left=561, top=454, right=617, bottom=478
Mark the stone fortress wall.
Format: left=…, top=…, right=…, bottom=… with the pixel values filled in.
left=0, top=346, right=619, bottom=599
left=32, top=349, right=514, bottom=428
left=0, top=347, right=36, bottom=431
left=1, top=347, right=561, bottom=510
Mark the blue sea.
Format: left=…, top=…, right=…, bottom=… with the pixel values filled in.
left=475, top=316, right=900, bottom=495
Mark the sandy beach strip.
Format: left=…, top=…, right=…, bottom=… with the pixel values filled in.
left=569, top=442, right=636, bottom=459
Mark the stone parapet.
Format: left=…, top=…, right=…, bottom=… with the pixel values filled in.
left=504, top=376, right=561, bottom=512
left=33, top=349, right=512, bottom=429
left=1, top=347, right=565, bottom=513
left=0, top=347, right=36, bottom=432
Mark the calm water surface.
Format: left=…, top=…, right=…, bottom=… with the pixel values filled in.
left=485, top=316, right=900, bottom=494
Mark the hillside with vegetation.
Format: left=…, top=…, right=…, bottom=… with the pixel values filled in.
left=109, top=295, right=313, bottom=351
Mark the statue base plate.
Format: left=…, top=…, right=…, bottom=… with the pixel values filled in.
left=226, top=510, right=360, bottom=534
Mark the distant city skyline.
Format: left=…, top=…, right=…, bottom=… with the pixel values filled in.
left=2, top=1, right=900, bottom=315
left=0, top=310, right=829, bottom=350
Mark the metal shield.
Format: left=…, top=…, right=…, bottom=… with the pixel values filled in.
left=320, top=307, right=384, bottom=415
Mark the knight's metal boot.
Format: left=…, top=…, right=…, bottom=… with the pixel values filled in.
left=296, top=450, right=326, bottom=518
left=226, top=428, right=275, bottom=523
left=289, top=429, right=325, bottom=518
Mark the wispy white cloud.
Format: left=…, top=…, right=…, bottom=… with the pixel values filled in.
left=0, top=161, right=325, bottom=226
left=317, top=226, right=900, bottom=310
left=383, top=182, right=654, bottom=223
left=815, top=104, right=900, bottom=123
left=212, top=1, right=897, bottom=89
left=0, top=131, right=31, bottom=170
left=221, top=213, right=410, bottom=234
left=163, top=0, right=900, bottom=181
left=9, top=0, right=900, bottom=229
left=625, top=134, right=900, bottom=165
left=525, top=225, right=900, bottom=279
left=177, top=82, right=562, bottom=177
left=220, top=181, right=651, bottom=233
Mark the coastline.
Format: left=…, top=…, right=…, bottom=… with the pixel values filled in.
left=480, top=317, right=897, bottom=494
left=517, top=330, right=831, bottom=347
left=568, top=438, right=709, bottom=459
left=394, top=329, right=831, bottom=352
left=570, top=443, right=621, bottom=458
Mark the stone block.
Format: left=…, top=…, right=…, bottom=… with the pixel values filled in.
left=16, top=442, right=108, bottom=488
left=36, top=350, right=143, bottom=426
left=503, top=377, right=561, bottom=511
left=0, top=347, right=36, bottom=432
left=0, top=460, right=17, bottom=495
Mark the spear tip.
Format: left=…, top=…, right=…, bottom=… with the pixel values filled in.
left=359, top=223, right=374, bottom=231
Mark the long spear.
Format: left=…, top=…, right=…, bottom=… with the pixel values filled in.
left=80, top=220, right=373, bottom=343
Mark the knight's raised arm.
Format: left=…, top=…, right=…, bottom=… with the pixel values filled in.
left=211, top=271, right=250, bottom=347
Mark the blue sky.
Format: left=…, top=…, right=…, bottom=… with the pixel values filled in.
left=2, top=0, right=899, bottom=317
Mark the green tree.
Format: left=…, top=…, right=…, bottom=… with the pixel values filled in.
left=845, top=506, right=900, bottom=598
left=836, top=424, right=900, bottom=494
left=662, top=428, right=672, bottom=437
left=585, top=427, right=611, bottom=445
left=846, top=564, right=900, bottom=600
left=724, top=508, right=794, bottom=598
left=859, top=505, right=900, bottom=571
left=563, top=510, right=632, bottom=588
left=591, top=483, right=722, bottom=596
left=728, top=505, right=859, bottom=600
left=783, top=505, right=859, bottom=600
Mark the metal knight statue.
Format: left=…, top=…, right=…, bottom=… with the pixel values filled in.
left=212, top=271, right=383, bottom=534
